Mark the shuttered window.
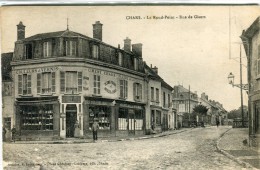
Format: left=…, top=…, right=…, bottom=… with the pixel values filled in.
left=78, top=72, right=82, bottom=93
left=52, top=72, right=55, bottom=93
left=43, top=41, right=52, bottom=57
left=120, top=80, right=128, bottom=98
left=94, top=75, right=101, bottom=94
left=18, top=75, right=22, bottom=95
left=60, top=71, right=82, bottom=93
left=18, top=74, right=31, bottom=95
left=92, top=45, right=99, bottom=59
left=60, top=71, right=65, bottom=93
left=133, top=83, right=142, bottom=101
left=65, top=40, right=76, bottom=56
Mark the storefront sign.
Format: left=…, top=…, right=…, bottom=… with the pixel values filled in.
left=15, top=66, right=59, bottom=74
left=62, top=96, right=81, bottom=103
left=104, top=80, right=116, bottom=94
left=120, top=103, right=142, bottom=109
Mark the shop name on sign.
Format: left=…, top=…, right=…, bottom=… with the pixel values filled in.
left=88, top=68, right=133, bottom=80
left=16, top=67, right=59, bottom=74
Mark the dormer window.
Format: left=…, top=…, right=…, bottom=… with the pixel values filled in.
left=43, top=41, right=52, bottom=57
left=92, top=45, right=99, bottom=59
left=25, top=44, right=33, bottom=59
left=118, top=52, right=123, bottom=66
left=134, top=58, right=138, bottom=70
left=65, top=40, right=76, bottom=56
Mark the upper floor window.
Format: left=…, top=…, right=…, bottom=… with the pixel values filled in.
left=156, top=88, right=159, bottom=102
left=163, top=92, right=166, bottom=107
left=37, top=72, right=55, bottom=94
left=168, top=94, right=171, bottom=108
left=118, top=52, right=123, bottom=66
left=24, top=44, right=33, bottom=59
left=60, top=71, right=82, bottom=94
left=18, top=74, right=31, bottom=95
left=43, top=41, right=52, bottom=57
left=134, top=58, right=138, bottom=70
left=120, top=80, right=128, bottom=99
left=65, top=40, right=76, bottom=56
left=92, top=45, right=99, bottom=59
left=151, top=87, right=154, bottom=101
left=133, top=83, right=142, bottom=101
left=93, top=75, right=101, bottom=95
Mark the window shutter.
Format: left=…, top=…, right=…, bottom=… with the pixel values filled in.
left=27, top=74, right=31, bottom=94
left=133, top=83, right=136, bottom=100
left=78, top=72, right=82, bottom=92
left=18, top=75, right=22, bottom=95
left=37, top=73, right=41, bottom=94
left=60, top=71, right=65, bottom=93
left=98, top=75, right=100, bottom=94
left=48, top=41, right=52, bottom=57
left=139, top=84, right=142, bottom=100
left=52, top=72, right=55, bottom=93
left=125, top=80, right=128, bottom=98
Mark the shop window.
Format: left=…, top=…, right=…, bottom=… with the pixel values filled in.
left=60, top=71, right=82, bottom=93
left=151, top=87, right=154, bottom=101
left=65, top=40, right=76, bottom=56
left=155, top=110, right=161, bottom=125
left=133, top=83, right=142, bottom=101
left=118, top=108, right=128, bottom=130
left=93, top=75, right=101, bottom=95
left=25, top=44, right=33, bottom=59
left=37, top=72, right=55, bottom=94
left=43, top=41, right=52, bottom=57
left=156, top=88, right=159, bottom=102
left=92, top=45, right=99, bottom=59
left=21, top=105, right=53, bottom=131
left=89, top=106, right=110, bottom=130
left=18, top=74, right=31, bottom=95
left=120, top=80, right=128, bottom=99
left=135, top=109, right=143, bottom=130
left=118, top=52, right=123, bottom=66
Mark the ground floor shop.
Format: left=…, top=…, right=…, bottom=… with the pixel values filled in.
left=249, top=98, right=260, bottom=147
left=14, top=96, right=145, bottom=140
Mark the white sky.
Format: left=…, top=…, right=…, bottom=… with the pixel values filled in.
left=1, top=6, right=259, bottom=111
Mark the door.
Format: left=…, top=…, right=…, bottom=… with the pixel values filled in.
left=66, top=104, right=77, bottom=138
left=128, top=109, right=135, bottom=135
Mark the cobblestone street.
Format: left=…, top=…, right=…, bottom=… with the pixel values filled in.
left=3, top=127, right=244, bottom=170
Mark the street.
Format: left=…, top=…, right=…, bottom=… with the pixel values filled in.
left=3, top=127, right=243, bottom=170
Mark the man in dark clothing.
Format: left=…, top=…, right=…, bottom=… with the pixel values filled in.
left=2, top=127, right=6, bottom=142
left=11, top=127, right=16, bottom=142
left=92, top=119, right=99, bottom=142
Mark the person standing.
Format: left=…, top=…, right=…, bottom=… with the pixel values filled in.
left=2, top=126, right=6, bottom=142
left=11, top=126, right=16, bottom=143
left=92, top=118, right=99, bottom=142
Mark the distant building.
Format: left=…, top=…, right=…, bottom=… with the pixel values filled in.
left=172, top=85, right=199, bottom=127
left=241, top=16, right=260, bottom=147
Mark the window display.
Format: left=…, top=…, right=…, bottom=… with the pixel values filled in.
left=21, top=104, right=53, bottom=130
left=89, top=105, right=111, bottom=130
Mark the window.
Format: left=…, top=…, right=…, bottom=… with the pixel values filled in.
left=21, top=105, right=53, bottom=130
left=43, top=41, right=52, bottom=57
left=89, top=106, right=111, bottom=130
left=156, top=88, right=159, bottom=102
left=18, top=74, right=31, bottom=95
left=163, top=92, right=166, bottom=107
left=151, top=87, right=154, bottom=101
left=60, top=71, right=82, bottom=93
left=133, top=83, right=142, bottom=101
left=118, top=108, right=128, bottom=130
left=94, top=75, right=101, bottom=95
left=168, top=94, right=171, bottom=108
left=134, top=58, right=138, bottom=70
left=120, top=80, right=128, bottom=98
left=92, top=45, right=99, bottom=59
left=155, top=110, right=161, bottom=125
left=135, top=109, right=144, bottom=130
left=25, top=44, right=33, bottom=59
left=37, top=72, right=55, bottom=94
left=65, top=40, right=76, bottom=56
left=118, top=52, right=123, bottom=66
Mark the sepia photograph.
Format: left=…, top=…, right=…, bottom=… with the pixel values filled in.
left=1, top=4, right=260, bottom=170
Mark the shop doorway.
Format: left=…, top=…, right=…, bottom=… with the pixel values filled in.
left=66, top=104, right=77, bottom=138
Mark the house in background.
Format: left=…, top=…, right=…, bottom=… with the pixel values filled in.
left=241, top=16, right=260, bottom=147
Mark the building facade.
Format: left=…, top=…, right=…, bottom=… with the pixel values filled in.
left=11, top=21, right=148, bottom=140
left=241, top=16, right=260, bottom=147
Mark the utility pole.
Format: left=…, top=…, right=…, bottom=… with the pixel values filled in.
left=240, top=44, right=244, bottom=127
left=188, top=85, right=191, bottom=125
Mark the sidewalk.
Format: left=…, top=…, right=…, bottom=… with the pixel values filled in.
left=12, top=128, right=192, bottom=144
left=217, top=128, right=260, bottom=169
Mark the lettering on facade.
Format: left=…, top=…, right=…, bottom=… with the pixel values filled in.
left=104, top=80, right=117, bottom=94
left=15, top=66, right=59, bottom=74
left=62, top=96, right=81, bottom=103
left=120, top=103, right=142, bottom=109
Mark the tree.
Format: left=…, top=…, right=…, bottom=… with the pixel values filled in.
left=193, top=105, right=209, bottom=123
left=228, top=105, right=248, bottom=120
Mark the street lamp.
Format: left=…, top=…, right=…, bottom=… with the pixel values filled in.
left=228, top=72, right=248, bottom=91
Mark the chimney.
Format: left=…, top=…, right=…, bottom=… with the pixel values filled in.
left=132, top=43, right=142, bottom=58
left=124, top=37, right=131, bottom=52
left=151, top=66, right=158, bottom=74
left=205, top=95, right=208, bottom=100
left=93, top=21, right=103, bottom=41
left=17, top=21, right=25, bottom=40
left=201, top=92, right=206, bottom=99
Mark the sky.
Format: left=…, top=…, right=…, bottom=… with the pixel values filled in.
left=1, top=5, right=259, bottom=111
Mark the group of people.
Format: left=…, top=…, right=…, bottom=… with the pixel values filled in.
left=2, top=126, right=16, bottom=142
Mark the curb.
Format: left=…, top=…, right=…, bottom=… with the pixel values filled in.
left=11, top=128, right=193, bottom=144
left=216, top=128, right=257, bottom=169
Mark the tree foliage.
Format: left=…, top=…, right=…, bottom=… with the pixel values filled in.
left=193, top=105, right=208, bottom=116
left=228, top=105, right=248, bottom=119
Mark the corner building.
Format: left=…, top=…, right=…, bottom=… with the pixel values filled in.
left=12, top=21, right=147, bottom=140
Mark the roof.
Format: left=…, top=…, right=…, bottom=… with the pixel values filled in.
left=242, top=16, right=260, bottom=39
left=1, top=52, right=13, bottom=81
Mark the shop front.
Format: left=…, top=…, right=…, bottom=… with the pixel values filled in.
left=15, top=96, right=60, bottom=141
left=151, top=107, right=162, bottom=133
